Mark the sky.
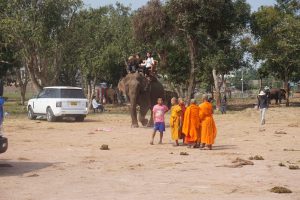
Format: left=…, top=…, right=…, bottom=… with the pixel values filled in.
left=83, top=0, right=277, bottom=11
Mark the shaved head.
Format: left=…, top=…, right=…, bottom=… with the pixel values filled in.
left=190, top=99, right=196, bottom=104
left=178, top=98, right=184, bottom=105
left=171, top=97, right=178, bottom=105
left=202, top=94, right=209, bottom=101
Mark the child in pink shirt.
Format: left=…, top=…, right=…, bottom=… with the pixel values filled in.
left=150, top=98, right=169, bottom=145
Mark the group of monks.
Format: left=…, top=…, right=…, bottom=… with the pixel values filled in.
left=170, top=95, right=217, bottom=150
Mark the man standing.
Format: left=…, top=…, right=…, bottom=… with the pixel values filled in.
left=170, top=98, right=183, bottom=146
left=257, top=90, right=268, bottom=125
left=182, top=99, right=201, bottom=148
left=199, top=95, right=217, bottom=150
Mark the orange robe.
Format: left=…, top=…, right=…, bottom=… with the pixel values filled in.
left=182, top=104, right=200, bottom=143
left=199, top=101, right=217, bottom=145
left=170, top=105, right=182, bottom=141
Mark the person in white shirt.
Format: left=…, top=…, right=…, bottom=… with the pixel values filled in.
left=141, top=52, right=154, bottom=75
left=92, top=96, right=104, bottom=112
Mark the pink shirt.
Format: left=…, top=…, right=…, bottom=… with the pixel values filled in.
left=153, top=104, right=168, bottom=123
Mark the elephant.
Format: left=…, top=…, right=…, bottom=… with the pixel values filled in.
left=266, top=88, right=286, bottom=104
left=118, top=73, right=165, bottom=128
left=106, top=88, right=118, bottom=104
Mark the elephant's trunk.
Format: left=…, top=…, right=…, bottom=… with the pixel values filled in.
left=129, top=87, right=139, bottom=128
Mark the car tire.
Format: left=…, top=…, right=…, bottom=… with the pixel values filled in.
left=46, top=107, right=56, bottom=122
left=75, top=116, right=85, bottom=122
left=28, top=106, right=37, bottom=120
left=0, top=137, right=8, bottom=154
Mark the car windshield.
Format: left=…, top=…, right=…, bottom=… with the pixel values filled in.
left=60, top=89, right=85, bottom=99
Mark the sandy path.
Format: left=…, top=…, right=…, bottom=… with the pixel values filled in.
left=0, top=106, right=299, bottom=200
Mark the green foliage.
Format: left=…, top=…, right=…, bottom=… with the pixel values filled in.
left=64, top=4, right=134, bottom=86
left=0, top=0, right=83, bottom=90
left=251, top=3, right=300, bottom=82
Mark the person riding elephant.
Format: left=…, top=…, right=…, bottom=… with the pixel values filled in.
left=118, top=73, right=165, bottom=127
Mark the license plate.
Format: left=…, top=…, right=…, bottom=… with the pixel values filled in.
left=70, top=102, right=78, bottom=106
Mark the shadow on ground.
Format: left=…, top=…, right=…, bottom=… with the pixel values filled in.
left=227, top=104, right=253, bottom=112
left=0, top=161, right=54, bottom=177
left=212, top=145, right=237, bottom=150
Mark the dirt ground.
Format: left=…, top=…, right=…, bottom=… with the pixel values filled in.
left=0, top=105, right=300, bottom=200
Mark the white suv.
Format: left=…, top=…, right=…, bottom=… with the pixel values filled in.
left=27, top=86, right=88, bottom=122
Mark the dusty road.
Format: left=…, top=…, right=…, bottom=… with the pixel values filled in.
left=0, top=106, right=299, bottom=200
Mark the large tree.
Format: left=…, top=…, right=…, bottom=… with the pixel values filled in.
left=0, top=0, right=82, bottom=92
left=62, top=4, right=134, bottom=106
left=132, top=0, right=250, bottom=103
left=251, top=0, right=300, bottom=106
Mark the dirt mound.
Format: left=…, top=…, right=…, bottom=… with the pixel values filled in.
left=289, top=165, right=299, bottom=170
left=100, top=144, right=110, bottom=150
left=217, top=158, right=254, bottom=168
left=270, top=186, right=292, bottom=193
left=275, top=131, right=287, bottom=135
left=249, top=155, right=264, bottom=160
left=180, top=152, right=189, bottom=156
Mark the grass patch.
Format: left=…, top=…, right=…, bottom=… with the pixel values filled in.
left=4, top=101, right=27, bottom=115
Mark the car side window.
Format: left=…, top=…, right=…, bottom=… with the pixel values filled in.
left=37, top=90, right=47, bottom=98
left=47, top=89, right=60, bottom=98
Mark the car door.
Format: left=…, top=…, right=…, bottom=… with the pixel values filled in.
left=34, top=89, right=48, bottom=114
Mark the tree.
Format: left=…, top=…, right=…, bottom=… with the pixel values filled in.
left=168, top=0, right=251, bottom=104
left=132, top=0, right=250, bottom=103
left=251, top=0, right=300, bottom=106
left=0, top=0, right=82, bottom=92
left=62, top=4, right=134, bottom=106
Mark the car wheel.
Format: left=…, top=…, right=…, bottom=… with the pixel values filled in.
left=75, top=116, right=85, bottom=122
left=46, top=107, right=56, bottom=122
left=28, top=106, right=37, bottom=120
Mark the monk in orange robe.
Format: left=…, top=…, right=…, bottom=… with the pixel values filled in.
left=182, top=99, right=201, bottom=148
left=178, top=98, right=186, bottom=143
left=199, top=95, right=217, bottom=150
left=170, top=98, right=183, bottom=146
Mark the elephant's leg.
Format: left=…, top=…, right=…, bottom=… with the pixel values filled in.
left=130, top=97, right=139, bottom=128
left=139, top=106, right=149, bottom=126
left=147, top=109, right=154, bottom=127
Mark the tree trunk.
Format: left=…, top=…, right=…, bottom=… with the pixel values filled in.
left=15, top=66, right=29, bottom=106
left=284, top=78, right=289, bottom=107
left=20, top=86, right=26, bottom=106
left=87, top=77, right=97, bottom=111
left=186, top=35, right=197, bottom=103
left=26, top=55, right=43, bottom=92
left=259, top=78, right=263, bottom=91
left=212, top=68, right=221, bottom=110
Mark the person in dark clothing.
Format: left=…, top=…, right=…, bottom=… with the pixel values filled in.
left=127, top=56, right=136, bottom=73
left=220, top=95, right=227, bottom=114
left=257, top=90, right=269, bottom=125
